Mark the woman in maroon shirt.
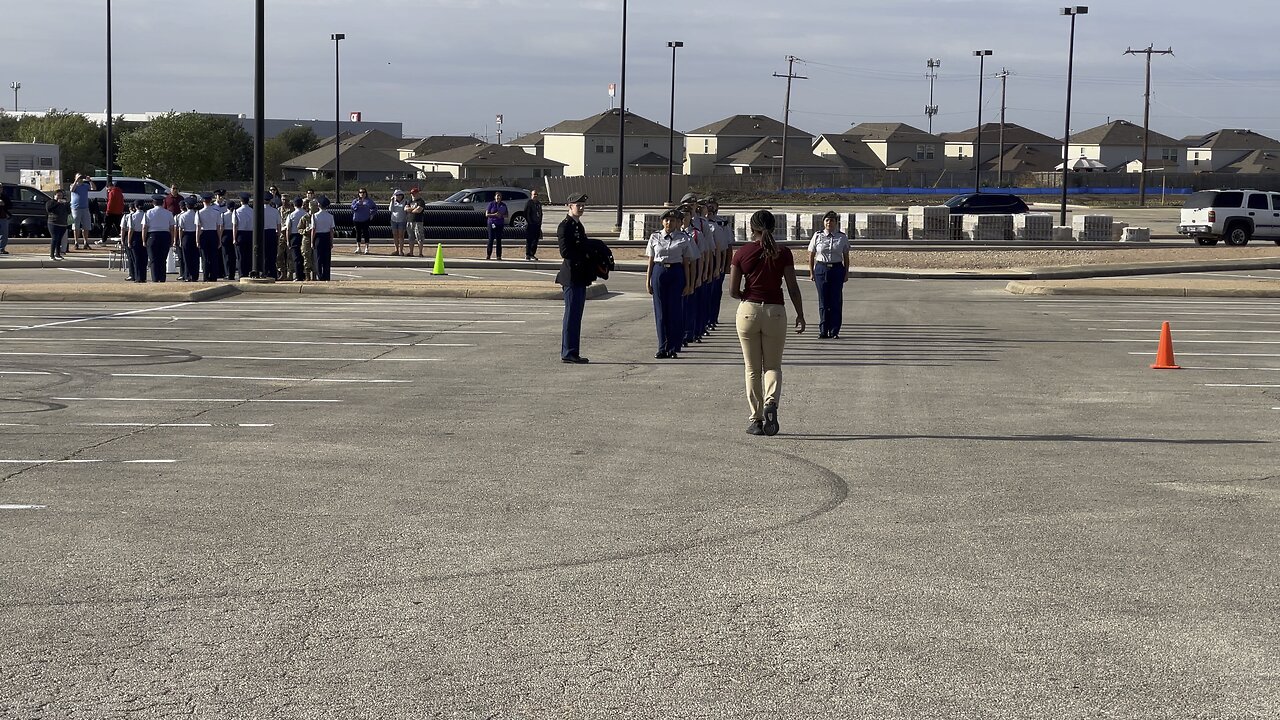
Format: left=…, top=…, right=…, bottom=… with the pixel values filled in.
left=729, top=210, right=806, bottom=436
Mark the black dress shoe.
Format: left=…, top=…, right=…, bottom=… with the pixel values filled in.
left=561, top=356, right=590, bottom=364
left=655, top=351, right=669, bottom=359
left=667, top=352, right=678, bottom=359
left=746, top=421, right=765, bottom=436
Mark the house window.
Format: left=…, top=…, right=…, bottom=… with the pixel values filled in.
left=605, top=145, right=615, bottom=154
left=703, top=140, right=709, bottom=152
left=643, top=142, right=649, bottom=148
left=39, top=157, right=53, bottom=167
left=595, top=144, right=605, bottom=153
left=1161, top=148, right=1178, bottom=162
left=916, top=144, right=935, bottom=160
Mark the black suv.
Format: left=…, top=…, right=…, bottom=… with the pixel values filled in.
left=943, top=192, right=1030, bottom=215
left=0, top=183, right=53, bottom=237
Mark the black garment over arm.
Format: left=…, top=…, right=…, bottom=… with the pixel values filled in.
left=555, top=215, right=590, bottom=287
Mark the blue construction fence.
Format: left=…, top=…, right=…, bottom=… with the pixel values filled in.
left=793, top=186, right=1195, bottom=196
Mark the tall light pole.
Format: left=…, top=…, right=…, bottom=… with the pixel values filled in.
left=1060, top=6, right=1088, bottom=225
left=331, top=33, right=345, bottom=204
left=614, top=0, right=628, bottom=233
left=9, top=82, right=19, bottom=112
left=252, top=0, right=266, bottom=277
left=666, top=41, right=683, bottom=206
left=105, top=1, right=113, bottom=185
left=972, top=50, right=993, bottom=193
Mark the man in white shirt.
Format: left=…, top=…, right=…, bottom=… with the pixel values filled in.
left=195, top=193, right=224, bottom=281
left=285, top=198, right=307, bottom=281
left=310, top=196, right=336, bottom=281
left=219, top=199, right=236, bottom=279
left=260, top=195, right=281, bottom=280
left=232, top=192, right=254, bottom=280
left=141, top=195, right=175, bottom=282
left=175, top=198, right=200, bottom=281
left=122, top=200, right=147, bottom=283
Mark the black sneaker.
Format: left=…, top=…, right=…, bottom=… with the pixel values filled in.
left=762, top=403, right=779, bottom=436
left=746, top=421, right=765, bottom=436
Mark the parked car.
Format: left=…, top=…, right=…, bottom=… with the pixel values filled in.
left=427, top=187, right=532, bottom=228
left=943, top=192, right=1030, bottom=215
left=0, top=182, right=53, bottom=237
left=1177, top=189, right=1280, bottom=246
left=87, top=176, right=175, bottom=205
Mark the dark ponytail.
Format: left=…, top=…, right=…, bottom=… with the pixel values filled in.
left=750, top=209, right=779, bottom=260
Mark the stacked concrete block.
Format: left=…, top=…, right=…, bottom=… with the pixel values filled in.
left=618, top=212, right=664, bottom=242
left=1072, top=214, right=1113, bottom=243
left=1122, top=226, right=1152, bottom=243
left=1013, top=213, right=1054, bottom=243
left=1111, top=221, right=1129, bottom=243
left=855, top=213, right=900, bottom=240
left=1052, top=226, right=1074, bottom=243
left=962, top=214, right=1015, bottom=242
left=949, top=214, right=967, bottom=241
left=841, top=213, right=859, bottom=240
left=907, top=205, right=951, bottom=241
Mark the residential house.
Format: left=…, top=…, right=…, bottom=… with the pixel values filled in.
left=812, top=133, right=885, bottom=172
left=940, top=123, right=1060, bottom=168
left=1067, top=119, right=1184, bottom=172
left=397, top=136, right=480, bottom=162
left=315, top=128, right=408, bottom=159
left=280, top=141, right=419, bottom=184
left=682, top=114, right=811, bottom=175
left=508, top=131, right=546, bottom=158
left=842, top=123, right=945, bottom=172
left=542, top=109, right=680, bottom=177
left=406, top=142, right=566, bottom=181
left=1182, top=129, right=1280, bottom=172
left=1225, top=149, right=1280, bottom=174
left=714, top=137, right=840, bottom=176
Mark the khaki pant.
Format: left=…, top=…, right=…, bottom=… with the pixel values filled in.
left=735, top=301, right=787, bottom=422
left=302, top=235, right=316, bottom=279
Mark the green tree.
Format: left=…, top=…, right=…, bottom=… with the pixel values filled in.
left=13, top=111, right=104, bottom=176
left=116, top=113, right=254, bottom=187
left=0, top=112, right=19, bottom=142
left=264, top=125, right=319, bottom=180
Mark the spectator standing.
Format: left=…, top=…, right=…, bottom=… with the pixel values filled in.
left=388, top=190, right=408, bottom=256
left=142, top=195, right=176, bottom=282
left=555, top=193, right=593, bottom=364
left=100, top=181, right=126, bottom=245
left=0, top=190, right=10, bottom=255
left=311, top=196, right=336, bottom=280
left=162, top=185, right=183, bottom=215
left=406, top=186, right=427, bottom=257
left=807, top=210, right=850, bottom=339
left=485, top=192, right=508, bottom=260
left=68, top=174, right=91, bottom=251
left=524, top=189, right=543, bottom=261
left=45, top=190, right=72, bottom=260
left=729, top=210, right=806, bottom=436
left=350, top=187, right=376, bottom=254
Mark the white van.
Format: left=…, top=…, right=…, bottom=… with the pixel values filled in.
left=87, top=176, right=175, bottom=206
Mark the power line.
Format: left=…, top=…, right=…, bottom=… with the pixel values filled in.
left=1124, top=45, right=1174, bottom=206
left=773, top=55, right=807, bottom=192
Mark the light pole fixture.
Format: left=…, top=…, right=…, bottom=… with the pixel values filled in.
left=9, top=82, right=19, bottom=112
left=666, top=41, right=683, bottom=206
left=1060, top=6, right=1088, bottom=225
left=972, top=50, right=993, bottom=193
left=614, top=0, right=628, bottom=233
left=331, top=33, right=345, bottom=204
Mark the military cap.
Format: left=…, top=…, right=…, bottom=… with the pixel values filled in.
left=566, top=192, right=588, bottom=204
left=661, top=208, right=683, bottom=220
left=679, top=192, right=698, bottom=204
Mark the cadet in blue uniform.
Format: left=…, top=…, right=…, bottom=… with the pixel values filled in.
left=123, top=200, right=148, bottom=283
left=310, top=196, right=336, bottom=281
left=195, top=193, right=223, bottom=281
left=232, top=192, right=254, bottom=279
left=141, top=195, right=175, bottom=282
left=807, top=210, right=850, bottom=339
left=261, top=194, right=280, bottom=279
left=285, top=198, right=307, bottom=281
left=645, top=208, right=696, bottom=359
left=706, top=197, right=733, bottom=330
left=676, top=194, right=705, bottom=347
left=218, top=198, right=236, bottom=279
left=175, top=199, right=199, bottom=281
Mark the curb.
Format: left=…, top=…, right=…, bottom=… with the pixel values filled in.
left=1005, top=280, right=1280, bottom=298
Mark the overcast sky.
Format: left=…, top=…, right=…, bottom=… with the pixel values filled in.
left=7, top=0, right=1279, bottom=142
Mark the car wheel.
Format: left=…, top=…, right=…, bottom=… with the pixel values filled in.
left=1194, top=236, right=1218, bottom=246
left=510, top=212, right=527, bottom=230
left=1224, top=223, right=1252, bottom=246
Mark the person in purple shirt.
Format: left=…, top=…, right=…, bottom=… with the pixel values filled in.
left=485, top=192, right=509, bottom=260
left=349, top=187, right=377, bottom=254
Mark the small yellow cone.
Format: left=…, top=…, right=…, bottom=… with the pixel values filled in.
left=431, top=243, right=447, bottom=276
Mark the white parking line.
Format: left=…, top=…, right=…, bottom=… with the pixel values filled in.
left=1100, top=339, right=1280, bottom=345
left=0, top=459, right=177, bottom=464
left=47, top=326, right=505, bottom=334
left=1204, top=383, right=1280, bottom=388
left=152, top=308, right=549, bottom=316
left=198, top=355, right=443, bottom=362
left=1073, top=319, right=1280, bottom=325
left=111, top=373, right=411, bottom=383
left=57, top=268, right=107, bottom=278
left=403, top=267, right=484, bottom=279
left=75, top=423, right=276, bottom=428
left=0, top=352, right=153, bottom=358
left=1187, top=272, right=1280, bottom=280
left=0, top=371, right=53, bottom=375
left=1179, top=367, right=1280, bottom=372
left=1094, top=328, right=1280, bottom=334
left=0, top=505, right=46, bottom=510
left=53, top=397, right=342, bottom=403
left=1, top=302, right=191, bottom=333
left=2, top=339, right=473, bottom=347
left=330, top=272, right=364, bottom=278
left=1127, top=352, right=1280, bottom=357
left=508, top=269, right=558, bottom=277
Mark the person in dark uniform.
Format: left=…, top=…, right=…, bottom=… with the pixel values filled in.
left=175, top=198, right=200, bottom=281
left=524, top=189, right=544, bottom=261
left=645, top=208, right=696, bottom=359
left=232, top=192, right=254, bottom=279
left=556, top=193, right=593, bottom=364
left=141, top=194, right=175, bottom=282
left=219, top=198, right=237, bottom=280
left=195, top=193, right=224, bottom=282
left=807, top=210, right=851, bottom=339
left=310, top=196, right=336, bottom=281
left=125, top=200, right=147, bottom=282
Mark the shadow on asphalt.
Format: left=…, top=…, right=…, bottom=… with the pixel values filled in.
left=781, top=434, right=1271, bottom=445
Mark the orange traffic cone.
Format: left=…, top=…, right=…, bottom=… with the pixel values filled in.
left=1151, top=321, right=1180, bottom=370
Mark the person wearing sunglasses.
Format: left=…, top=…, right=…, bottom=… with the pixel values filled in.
left=350, top=187, right=377, bottom=254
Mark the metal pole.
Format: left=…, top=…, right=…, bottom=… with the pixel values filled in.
left=973, top=50, right=992, bottom=193
left=9, top=82, right=18, bottom=112
left=1060, top=7, right=1087, bottom=226
left=781, top=56, right=794, bottom=191
left=105, top=0, right=113, bottom=184
left=1125, top=45, right=1172, bottom=207
left=614, top=0, right=627, bottom=233
left=331, top=34, right=344, bottom=204
left=998, top=68, right=1008, bottom=188
left=252, top=0, right=265, bottom=277
left=667, top=41, right=681, bottom=206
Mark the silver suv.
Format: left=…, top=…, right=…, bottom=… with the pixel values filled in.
left=1178, top=189, right=1280, bottom=246
left=428, top=187, right=531, bottom=228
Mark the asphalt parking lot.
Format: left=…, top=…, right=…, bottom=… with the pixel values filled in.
left=1, top=282, right=1277, bottom=718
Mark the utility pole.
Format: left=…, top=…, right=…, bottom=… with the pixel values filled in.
left=773, top=56, right=807, bottom=192
left=996, top=68, right=1009, bottom=187
left=924, top=59, right=940, bottom=134
left=1124, top=45, right=1173, bottom=207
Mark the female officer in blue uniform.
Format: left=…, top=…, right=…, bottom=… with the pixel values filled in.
left=807, top=210, right=850, bottom=339
left=646, top=208, right=696, bottom=359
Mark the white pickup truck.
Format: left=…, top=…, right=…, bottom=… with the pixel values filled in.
left=1177, top=189, right=1280, bottom=246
